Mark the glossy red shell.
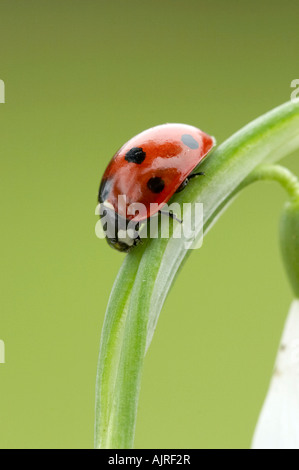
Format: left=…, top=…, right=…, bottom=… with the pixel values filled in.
left=99, top=123, right=215, bottom=221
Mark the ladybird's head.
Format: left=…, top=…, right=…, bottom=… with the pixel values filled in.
left=98, top=200, right=138, bottom=253
left=105, top=235, right=132, bottom=252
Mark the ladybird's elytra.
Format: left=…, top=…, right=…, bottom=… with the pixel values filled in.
left=98, top=123, right=215, bottom=252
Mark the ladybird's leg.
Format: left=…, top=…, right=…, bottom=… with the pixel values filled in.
left=175, top=172, right=205, bottom=193
left=133, top=234, right=142, bottom=246
left=159, top=210, right=183, bottom=224
left=189, top=171, right=205, bottom=178
left=132, top=222, right=142, bottom=246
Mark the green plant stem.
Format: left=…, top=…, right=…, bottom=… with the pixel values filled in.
left=244, top=164, right=299, bottom=201
left=95, top=100, right=299, bottom=449
left=280, top=198, right=299, bottom=298
left=241, top=164, right=299, bottom=298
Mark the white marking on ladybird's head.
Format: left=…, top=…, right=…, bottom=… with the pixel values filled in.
left=127, top=228, right=136, bottom=239
left=117, top=229, right=127, bottom=240
left=117, top=229, right=135, bottom=247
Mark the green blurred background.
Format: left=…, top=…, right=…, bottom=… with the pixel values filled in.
left=0, top=0, right=299, bottom=449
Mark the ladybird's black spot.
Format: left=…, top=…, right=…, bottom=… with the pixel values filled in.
left=147, top=176, right=165, bottom=193
left=98, top=178, right=112, bottom=203
left=181, top=134, right=199, bottom=149
left=125, top=147, right=146, bottom=164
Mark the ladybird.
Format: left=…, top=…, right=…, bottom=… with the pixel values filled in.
left=98, top=123, right=215, bottom=252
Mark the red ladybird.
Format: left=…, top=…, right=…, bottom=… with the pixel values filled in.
left=98, top=123, right=215, bottom=251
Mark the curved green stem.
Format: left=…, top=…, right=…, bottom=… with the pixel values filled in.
left=242, top=164, right=299, bottom=298
left=280, top=198, right=299, bottom=298
left=95, top=100, right=299, bottom=449
left=244, top=164, right=299, bottom=200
